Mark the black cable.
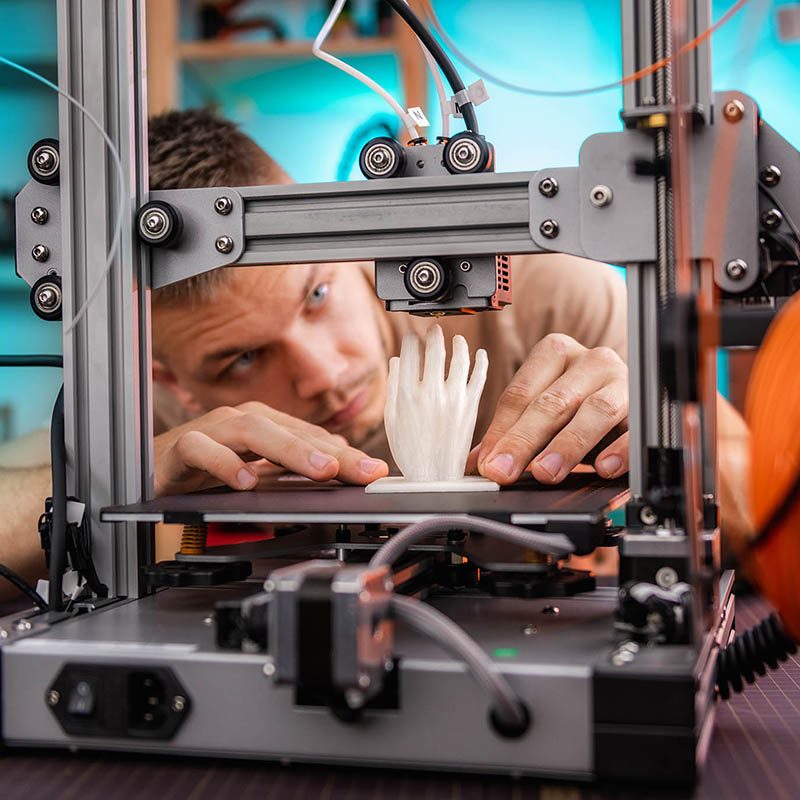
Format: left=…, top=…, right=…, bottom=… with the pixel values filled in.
left=717, top=612, right=797, bottom=699
left=49, top=386, right=67, bottom=612
left=383, top=0, right=479, bottom=134
left=0, top=355, right=63, bottom=368
left=0, top=562, right=48, bottom=611
left=0, top=356, right=67, bottom=608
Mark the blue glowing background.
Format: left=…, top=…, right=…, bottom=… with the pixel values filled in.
left=1, top=0, right=798, bottom=439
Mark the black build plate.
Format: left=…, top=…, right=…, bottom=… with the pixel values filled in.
left=102, top=472, right=627, bottom=530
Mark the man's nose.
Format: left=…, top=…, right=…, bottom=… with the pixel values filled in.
left=287, top=336, right=348, bottom=399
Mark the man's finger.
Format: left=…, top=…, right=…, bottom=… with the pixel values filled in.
left=169, top=430, right=258, bottom=493
left=465, top=443, right=482, bottom=474
left=217, top=414, right=342, bottom=481
left=478, top=334, right=584, bottom=471
left=529, top=380, right=628, bottom=483
left=593, top=430, right=630, bottom=479
left=480, top=363, right=612, bottom=483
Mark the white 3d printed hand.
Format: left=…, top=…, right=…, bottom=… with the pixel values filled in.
left=367, top=325, right=499, bottom=493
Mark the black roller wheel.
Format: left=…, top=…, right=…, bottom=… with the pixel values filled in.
left=359, top=136, right=406, bottom=179
left=443, top=132, right=493, bottom=175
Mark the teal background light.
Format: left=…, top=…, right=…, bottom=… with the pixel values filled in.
left=0, top=0, right=60, bottom=445
left=1, top=0, right=798, bottom=441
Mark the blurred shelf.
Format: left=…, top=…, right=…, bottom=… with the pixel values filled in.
left=177, top=35, right=402, bottom=63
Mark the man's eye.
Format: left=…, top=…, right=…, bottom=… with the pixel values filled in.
left=308, top=282, right=330, bottom=308
left=228, top=350, right=258, bottom=375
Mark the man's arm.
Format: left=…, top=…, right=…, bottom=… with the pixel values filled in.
left=0, top=466, right=49, bottom=602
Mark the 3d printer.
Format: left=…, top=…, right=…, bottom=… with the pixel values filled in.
left=2, top=0, right=799, bottom=785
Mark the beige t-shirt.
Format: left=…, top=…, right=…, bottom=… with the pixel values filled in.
left=153, top=254, right=628, bottom=462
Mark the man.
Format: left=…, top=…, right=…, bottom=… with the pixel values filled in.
left=0, top=108, right=750, bottom=600
left=150, top=109, right=634, bottom=497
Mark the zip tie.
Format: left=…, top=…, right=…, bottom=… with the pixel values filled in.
left=448, top=80, right=490, bottom=118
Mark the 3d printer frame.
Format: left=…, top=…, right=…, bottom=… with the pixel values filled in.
left=3, top=0, right=800, bottom=784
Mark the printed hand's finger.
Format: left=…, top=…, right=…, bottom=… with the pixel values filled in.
left=467, top=348, right=489, bottom=404
left=385, top=356, right=400, bottom=442
left=400, top=332, right=421, bottom=386
left=447, top=334, right=470, bottom=386
left=422, top=324, right=446, bottom=388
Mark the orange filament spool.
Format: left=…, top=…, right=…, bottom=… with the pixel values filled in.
left=745, top=290, right=800, bottom=642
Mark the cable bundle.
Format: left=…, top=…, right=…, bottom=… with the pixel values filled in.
left=717, top=613, right=797, bottom=699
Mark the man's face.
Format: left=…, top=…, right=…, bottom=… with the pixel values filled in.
left=152, top=263, right=388, bottom=445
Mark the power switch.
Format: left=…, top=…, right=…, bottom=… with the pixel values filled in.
left=67, top=679, right=96, bottom=717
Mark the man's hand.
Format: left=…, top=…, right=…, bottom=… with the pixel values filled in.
left=475, top=333, right=629, bottom=484
left=154, top=401, right=388, bottom=497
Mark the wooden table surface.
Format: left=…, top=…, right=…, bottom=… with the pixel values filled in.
left=2, top=594, right=798, bottom=800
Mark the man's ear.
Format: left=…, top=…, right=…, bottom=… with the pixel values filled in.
left=152, top=358, right=205, bottom=417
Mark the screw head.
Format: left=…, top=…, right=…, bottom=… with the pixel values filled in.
left=522, top=624, right=538, bottom=635
left=539, top=219, right=560, bottom=239
left=46, top=689, right=60, bottom=706
left=31, top=207, right=49, bottom=225
left=141, top=208, right=168, bottom=239
left=33, top=145, right=59, bottom=177
left=760, top=165, right=781, bottom=187
left=762, top=208, right=783, bottom=230
left=459, top=260, right=472, bottom=272
left=215, top=235, right=234, bottom=254
left=171, top=695, right=186, bottom=712
left=450, top=138, right=482, bottom=172
left=590, top=184, right=613, bottom=208
left=36, top=285, right=60, bottom=311
left=264, top=579, right=276, bottom=594
left=612, top=650, right=636, bottom=666
left=345, top=688, right=365, bottom=709
left=723, top=98, right=745, bottom=123
left=357, top=673, right=371, bottom=689
left=725, top=258, right=748, bottom=280
left=31, top=244, right=50, bottom=262
left=214, top=196, right=233, bottom=215
left=640, top=506, right=658, bottom=525
left=655, top=566, right=679, bottom=589
left=263, top=659, right=276, bottom=677
left=538, top=177, right=559, bottom=198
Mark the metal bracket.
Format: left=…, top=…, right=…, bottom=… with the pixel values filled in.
left=15, top=180, right=61, bottom=288
left=148, top=187, right=245, bottom=288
